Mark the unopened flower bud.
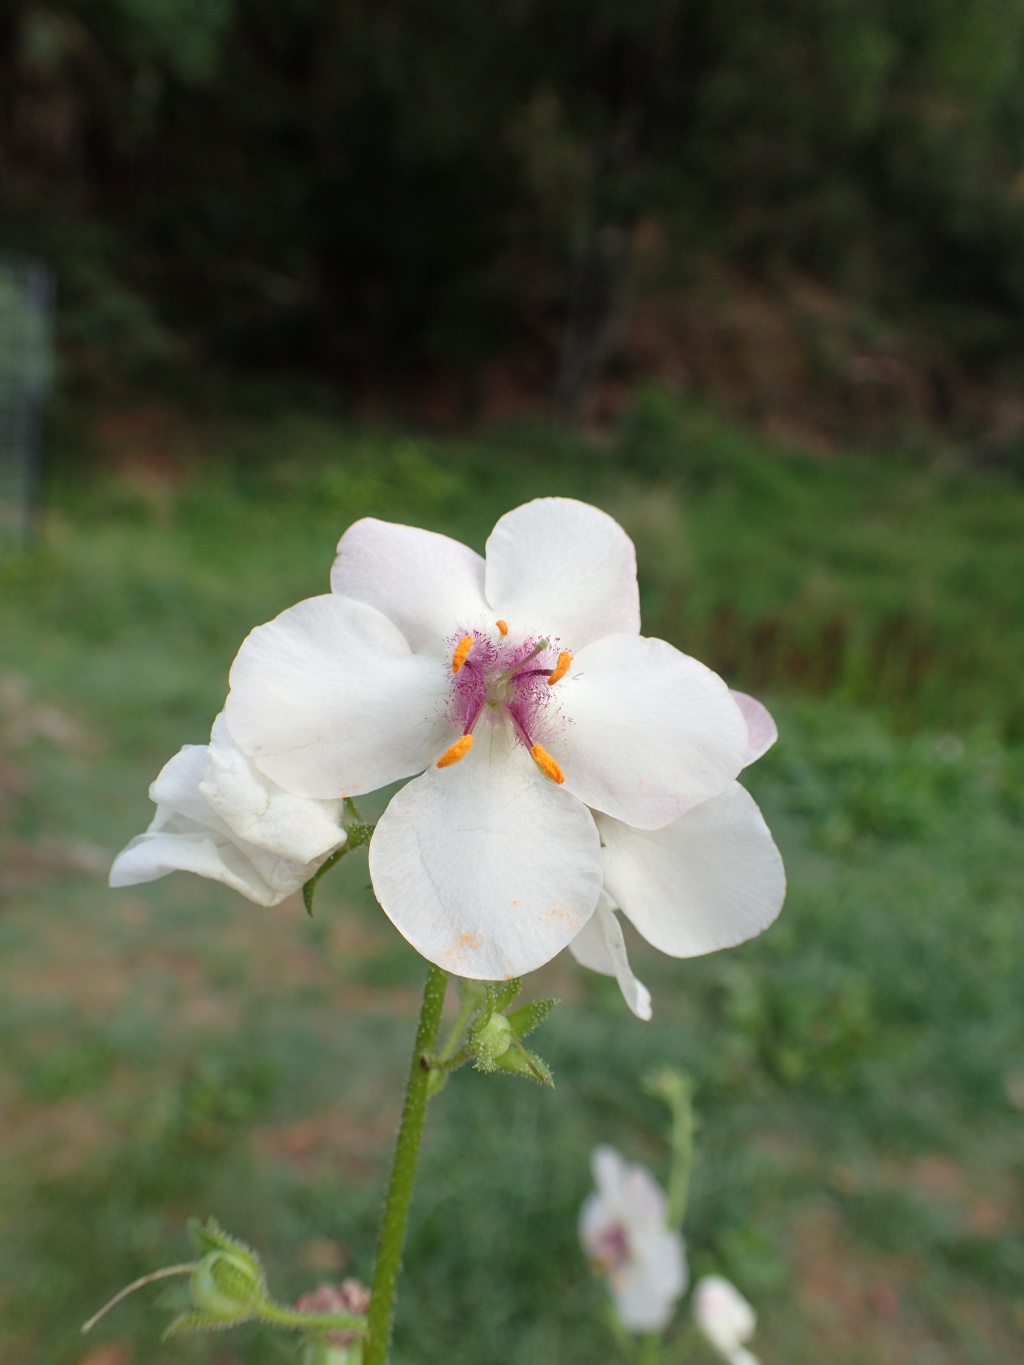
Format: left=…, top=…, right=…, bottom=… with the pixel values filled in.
left=471, top=1011, right=514, bottom=1066
left=189, top=1246, right=265, bottom=1324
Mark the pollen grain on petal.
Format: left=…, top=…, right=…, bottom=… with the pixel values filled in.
left=437, top=734, right=474, bottom=768
left=547, top=650, right=572, bottom=686
left=451, top=634, right=474, bottom=674
left=495, top=619, right=509, bottom=636
left=530, top=743, right=565, bottom=784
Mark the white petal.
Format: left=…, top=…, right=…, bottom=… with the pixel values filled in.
left=112, top=737, right=340, bottom=906
left=579, top=1190, right=616, bottom=1259
left=590, top=1144, right=629, bottom=1206
left=331, top=517, right=487, bottom=650
left=547, top=634, right=748, bottom=828
left=368, top=718, right=602, bottom=978
left=731, top=690, right=778, bottom=766
left=623, top=1163, right=671, bottom=1230
left=225, top=594, right=451, bottom=799
left=612, top=1228, right=686, bottom=1332
left=728, top=1350, right=759, bottom=1365
left=200, top=714, right=345, bottom=862
left=149, top=742, right=215, bottom=823
left=569, top=898, right=652, bottom=1020
left=110, top=826, right=286, bottom=905
left=693, top=1276, right=757, bottom=1353
left=597, top=784, right=785, bottom=957
left=484, top=498, right=640, bottom=649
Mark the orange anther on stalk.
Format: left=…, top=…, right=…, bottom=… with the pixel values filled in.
left=451, top=635, right=474, bottom=673
left=496, top=619, right=509, bottom=636
left=530, top=743, right=564, bottom=784
left=547, top=651, right=572, bottom=686
left=437, top=734, right=474, bottom=768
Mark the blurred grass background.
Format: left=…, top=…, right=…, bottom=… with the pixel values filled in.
left=0, top=392, right=1022, bottom=1364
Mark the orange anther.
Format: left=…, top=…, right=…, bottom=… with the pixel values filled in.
left=437, top=734, right=474, bottom=768
left=530, top=743, right=564, bottom=784
left=547, top=651, right=572, bottom=686
left=451, top=635, right=474, bottom=674
left=496, top=619, right=509, bottom=636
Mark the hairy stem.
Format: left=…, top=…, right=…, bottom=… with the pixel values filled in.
left=364, top=964, right=448, bottom=1365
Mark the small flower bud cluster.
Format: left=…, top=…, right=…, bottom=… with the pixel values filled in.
left=464, top=979, right=558, bottom=1087
left=298, top=1280, right=371, bottom=1365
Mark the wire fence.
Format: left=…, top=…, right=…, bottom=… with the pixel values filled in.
left=0, top=254, right=54, bottom=550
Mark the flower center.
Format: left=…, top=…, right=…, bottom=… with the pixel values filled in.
left=590, top=1221, right=631, bottom=1274
left=435, top=622, right=573, bottom=782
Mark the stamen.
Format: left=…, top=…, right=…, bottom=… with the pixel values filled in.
left=530, top=743, right=564, bottom=784
left=547, top=651, right=572, bottom=686
left=504, top=639, right=549, bottom=679
left=451, top=635, right=474, bottom=674
left=437, top=734, right=474, bottom=768
left=496, top=619, right=509, bottom=636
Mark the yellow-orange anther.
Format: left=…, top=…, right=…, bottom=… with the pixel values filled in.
left=451, top=635, right=474, bottom=674
left=495, top=619, right=509, bottom=636
left=437, top=734, right=474, bottom=768
left=547, top=651, right=572, bottom=686
left=530, top=743, right=565, bottom=784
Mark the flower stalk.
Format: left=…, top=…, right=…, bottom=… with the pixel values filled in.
left=364, top=963, right=449, bottom=1365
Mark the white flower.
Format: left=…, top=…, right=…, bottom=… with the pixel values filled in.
left=579, top=1145, right=686, bottom=1332
left=693, top=1275, right=760, bottom=1365
left=110, top=714, right=346, bottom=906
left=567, top=688, right=783, bottom=1019
left=221, top=497, right=783, bottom=980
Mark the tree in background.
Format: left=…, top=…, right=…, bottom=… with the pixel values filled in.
left=2, top=0, right=1024, bottom=423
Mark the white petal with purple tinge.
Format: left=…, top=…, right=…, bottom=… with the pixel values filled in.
left=597, top=783, right=785, bottom=957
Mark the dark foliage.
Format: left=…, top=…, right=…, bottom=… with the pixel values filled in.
left=3, top=0, right=1024, bottom=388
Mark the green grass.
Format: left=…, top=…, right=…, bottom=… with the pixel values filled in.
left=0, top=392, right=1022, bottom=1364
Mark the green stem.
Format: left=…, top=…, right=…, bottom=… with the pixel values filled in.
left=637, top=1330, right=661, bottom=1365
left=436, top=988, right=477, bottom=1066
left=364, top=964, right=449, bottom=1365
left=259, top=1301, right=366, bottom=1333
left=666, top=1081, right=694, bottom=1232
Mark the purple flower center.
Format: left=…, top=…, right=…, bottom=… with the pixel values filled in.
left=446, top=626, right=567, bottom=749
left=592, top=1220, right=631, bottom=1272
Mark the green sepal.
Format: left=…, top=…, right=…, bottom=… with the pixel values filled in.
left=485, top=977, right=522, bottom=1013
left=504, top=997, right=558, bottom=1039
left=493, top=1041, right=554, bottom=1087
left=187, top=1218, right=261, bottom=1271
left=345, top=821, right=374, bottom=850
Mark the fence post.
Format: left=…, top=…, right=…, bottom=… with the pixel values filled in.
left=0, top=254, right=55, bottom=551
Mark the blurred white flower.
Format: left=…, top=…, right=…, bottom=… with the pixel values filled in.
left=218, top=497, right=780, bottom=981
left=579, top=1145, right=686, bottom=1332
left=110, top=714, right=346, bottom=906
left=693, top=1275, right=759, bottom=1365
